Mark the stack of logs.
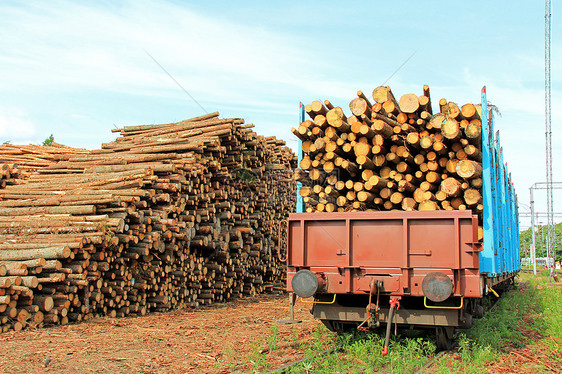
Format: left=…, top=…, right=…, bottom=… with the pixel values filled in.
left=0, top=164, right=19, bottom=189
left=293, top=86, right=484, bottom=228
left=0, top=143, right=90, bottom=186
left=0, top=112, right=296, bottom=332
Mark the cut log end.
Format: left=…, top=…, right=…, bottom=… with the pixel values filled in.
left=399, top=94, right=420, bottom=114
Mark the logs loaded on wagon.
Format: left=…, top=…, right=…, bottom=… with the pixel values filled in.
left=293, top=85, right=485, bottom=232
left=0, top=113, right=296, bottom=332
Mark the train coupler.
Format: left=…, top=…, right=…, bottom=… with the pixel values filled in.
left=382, top=296, right=401, bottom=357
left=358, top=280, right=382, bottom=330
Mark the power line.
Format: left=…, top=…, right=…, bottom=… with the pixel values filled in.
left=520, top=213, right=562, bottom=217
left=144, top=49, right=208, bottom=114
left=381, top=50, right=417, bottom=85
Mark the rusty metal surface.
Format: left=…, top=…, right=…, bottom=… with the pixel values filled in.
left=422, top=272, right=454, bottom=302
left=312, top=303, right=460, bottom=327
left=286, top=210, right=482, bottom=298
left=291, top=270, right=318, bottom=298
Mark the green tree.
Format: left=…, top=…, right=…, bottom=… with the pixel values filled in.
left=520, top=222, right=562, bottom=262
left=42, top=134, right=54, bottom=146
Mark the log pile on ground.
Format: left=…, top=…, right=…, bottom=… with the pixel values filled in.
left=0, top=112, right=296, bottom=332
left=0, top=143, right=89, bottom=187
left=293, top=86, right=484, bottom=229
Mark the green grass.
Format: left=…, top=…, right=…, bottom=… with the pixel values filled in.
left=248, top=340, right=271, bottom=372
left=465, top=283, right=534, bottom=350
left=527, top=271, right=562, bottom=340
left=283, top=327, right=435, bottom=373
left=267, top=325, right=279, bottom=352
left=246, top=272, right=561, bottom=373
left=434, top=272, right=562, bottom=372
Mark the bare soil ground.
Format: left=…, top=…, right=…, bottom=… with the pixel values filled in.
left=487, top=341, right=562, bottom=374
left=0, top=294, right=321, bottom=374
left=3, top=282, right=559, bottom=373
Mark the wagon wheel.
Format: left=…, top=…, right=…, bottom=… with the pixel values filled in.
left=435, top=326, right=455, bottom=351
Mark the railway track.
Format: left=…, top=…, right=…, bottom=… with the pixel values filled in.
left=412, top=350, right=449, bottom=374
left=520, top=268, right=561, bottom=275
left=266, top=349, right=337, bottom=374
left=267, top=291, right=505, bottom=373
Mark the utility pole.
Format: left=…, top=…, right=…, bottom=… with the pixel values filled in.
left=529, top=182, right=562, bottom=274
left=530, top=186, right=537, bottom=274
left=545, top=0, right=555, bottom=280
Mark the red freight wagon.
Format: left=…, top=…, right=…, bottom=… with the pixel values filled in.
left=283, top=210, right=493, bottom=350
left=281, top=88, right=520, bottom=352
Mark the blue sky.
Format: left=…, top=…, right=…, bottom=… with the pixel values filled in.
left=0, top=0, right=560, bottom=231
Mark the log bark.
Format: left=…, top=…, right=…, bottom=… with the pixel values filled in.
left=0, top=247, right=70, bottom=261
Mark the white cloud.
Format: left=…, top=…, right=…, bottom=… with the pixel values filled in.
left=0, top=108, right=37, bottom=142
left=0, top=1, right=327, bottom=102
left=69, top=114, right=88, bottom=119
left=1, top=1, right=561, bottom=226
